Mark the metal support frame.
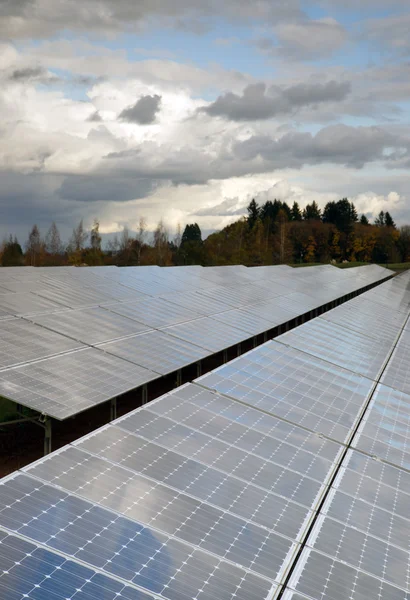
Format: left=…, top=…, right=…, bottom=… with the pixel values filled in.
left=196, top=361, right=202, bottom=377
left=253, top=336, right=258, bottom=348
left=223, top=349, right=228, bottom=363
left=237, top=343, right=241, bottom=356
left=43, top=417, right=52, bottom=456
left=176, top=369, right=182, bottom=387
left=110, top=397, right=117, bottom=421
left=142, top=384, right=148, bottom=405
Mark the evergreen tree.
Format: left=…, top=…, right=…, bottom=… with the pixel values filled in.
left=360, top=215, right=369, bottom=225
left=303, top=201, right=321, bottom=220
left=247, top=199, right=260, bottom=229
left=385, top=212, right=396, bottom=228
left=374, top=211, right=385, bottom=227
left=290, top=201, right=302, bottom=221
left=1, top=235, right=24, bottom=266
left=181, top=223, right=202, bottom=245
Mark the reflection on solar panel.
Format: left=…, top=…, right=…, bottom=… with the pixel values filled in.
left=30, top=306, right=151, bottom=345
left=0, top=530, right=155, bottom=600
left=99, top=330, right=208, bottom=374
left=1, top=270, right=410, bottom=600
left=0, top=318, right=84, bottom=368
left=0, top=264, right=393, bottom=419
left=277, top=317, right=392, bottom=380
left=197, top=342, right=375, bottom=443
left=281, top=271, right=410, bottom=600
left=0, top=348, right=157, bottom=419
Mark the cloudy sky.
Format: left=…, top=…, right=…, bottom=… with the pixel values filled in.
left=2, top=0, right=410, bottom=244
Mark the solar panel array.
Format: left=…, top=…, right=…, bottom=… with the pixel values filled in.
left=1, top=269, right=410, bottom=599
left=0, top=264, right=391, bottom=420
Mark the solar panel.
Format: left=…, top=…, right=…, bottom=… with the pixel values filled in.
left=30, top=306, right=152, bottom=345
left=0, top=292, right=64, bottom=318
left=0, top=473, right=279, bottom=600
left=210, top=309, right=275, bottom=335
left=160, top=291, right=233, bottom=316
left=0, top=530, right=155, bottom=600
left=0, top=264, right=395, bottom=420
left=277, top=318, right=393, bottom=380
left=99, top=330, right=208, bottom=375
left=164, top=318, right=250, bottom=352
left=380, top=340, right=410, bottom=397
left=197, top=341, right=375, bottom=443
left=104, top=297, right=202, bottom=328
left=0, top=348, right=157, bottom=419
left=0, top=318, right=84, bottom=368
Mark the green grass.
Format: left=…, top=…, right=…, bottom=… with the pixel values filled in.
left=379, top=262, right=410, bottom=272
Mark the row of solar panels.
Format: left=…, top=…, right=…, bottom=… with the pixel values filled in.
left=0, top=270, right=409, bottom=599
left=0, top=264, right=392, bottom=419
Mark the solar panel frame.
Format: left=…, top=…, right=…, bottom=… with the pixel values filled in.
left=0, top=348, right=158, bottom=420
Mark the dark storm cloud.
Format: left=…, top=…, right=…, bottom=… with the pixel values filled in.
left=118, top=94, right=162, bottom=124
left=0, top=0, right=303, bottom=38
left=233, top=124, right=408, bottom=169
left=8, top=66, right=47, bottom=81
left=57, top=174, right=158, bottom=202
left=200, top=80, right=351, bottom=121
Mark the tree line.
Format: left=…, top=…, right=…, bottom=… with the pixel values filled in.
left=1, top=199, right=409, bottom=267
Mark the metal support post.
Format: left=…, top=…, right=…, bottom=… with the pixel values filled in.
left=253, top=336, right=258, bottom=348
left=176, top=370, right=182, bottom=387
left=110, top=397, right=117, bottom=421
left=142, top=384, right=148, bottom=405
left=263, top=331, right=268, bottom=342
left=237, top=343, right=241, bottom=356
left=16, top=403, right=23, bottom=416
left=223, top=349, right=228, bottom=363
left=196, top=361, right=202, bottom=377
left=43, top=418, right=52, bottom=456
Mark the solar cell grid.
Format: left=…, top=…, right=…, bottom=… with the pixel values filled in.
left=0, top=530, right=155, bottom=600
left=0, top=473, right=279, bottom=600
left=164, top=318, right=251, bottom=352
left=23, top=446, right=297, bottom=582
left=0, top=348, right=157, bottom=419
left=99, top=330, right=208, bottom=375
left=277, top=318, right=393, bottom=380
left=352, top=383, right=410, bottom=469
left=159, top=291, right=233, bottom=316
left=76, top=424, right=314, bottom=542
left=209, top=309, right=274, bottom=335
left=197, top=342, right=375, bottom=443
left=381, top=340, right=410, bottom=397
left=0, top=318, right=84, bottom=368
left=104, top=297, right=202, bottom=328
left=30, top=306, right=152, bottom=345
left=0, top=292, right=64, bottom=317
